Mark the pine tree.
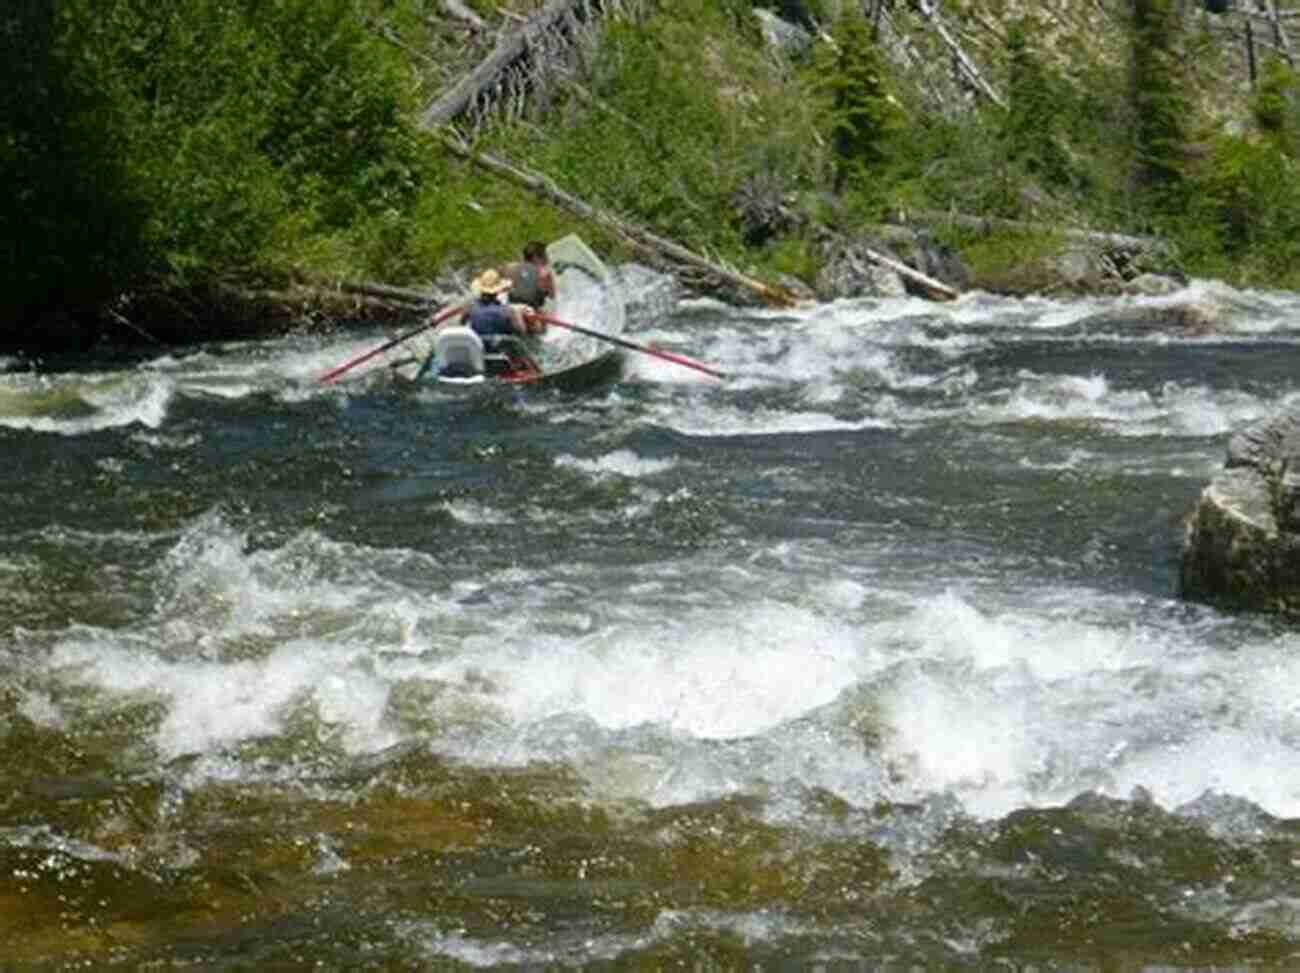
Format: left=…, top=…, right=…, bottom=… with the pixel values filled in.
left=1252, top=59, right=1300, bottom=159
left=1129, top=0, right=1191, bottom=208
left=814, top=13, right=899, bottom=194
left=1002, top=18, right=1073, bottom=192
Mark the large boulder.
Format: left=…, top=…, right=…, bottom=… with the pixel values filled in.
left=1180, top=412, right=1300, bottom=618
left=814, top=226, right=968, bottom=301
left=753, top=8, right=813, bottom=60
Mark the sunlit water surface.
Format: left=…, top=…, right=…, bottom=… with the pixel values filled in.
left=4, top=271, right=1300, bottom=968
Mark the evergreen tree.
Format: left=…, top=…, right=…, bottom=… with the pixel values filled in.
left=1252, top=58, right=1300, bottom=159
left=1129, top=0, right=1191, bottom=209
left=813, top=13, right=899, bottom=194
left=1, top=0, right=148, bottom=323
left=1002, top=18, right=1074, bottom=193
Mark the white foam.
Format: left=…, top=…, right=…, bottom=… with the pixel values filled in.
left=664, top=405, right=891, bottom=437
left=48, top=635, right=396, bottom=760
left=441, top=499, right=511, bottom=525
left=435, top=602, right=862, bottom=743
left=0, top=373, right=173, bottom=433
left=555, top=449, right=677, bottom=479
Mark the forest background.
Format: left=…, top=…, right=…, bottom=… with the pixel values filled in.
left=4, top=0, right=1300, bottom=348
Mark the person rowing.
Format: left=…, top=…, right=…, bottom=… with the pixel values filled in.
left=421, top=267, right=545, bottom=379
left=502, top=240, right=555, bottom=311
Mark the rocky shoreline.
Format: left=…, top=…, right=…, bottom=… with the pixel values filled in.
left=5, top=212, right=1204, bottom=358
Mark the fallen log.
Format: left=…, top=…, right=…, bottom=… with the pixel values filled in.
left=422, top=0, right=587, bottom=128
left=913, top=0, right=1006, bottom=109
left=441, top=0, right=486, bottom=33
left=339, top=279, right=438, bottom=306
left=907, top=208, right=1160, bottom=251
left=436, top=135, right=799, bottom=307
left=860, top=246, right=960, bottom=301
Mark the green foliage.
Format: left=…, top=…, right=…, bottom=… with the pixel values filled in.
left=388, top=156, right=582, bottom=282
left=958, top=228, right=1074, bottom=295
left=810, top=13, right=901, bottom=194
left=1, top=0, right=149, bottom=313
left=523, top=0, right=823, bottom=263
left=1129, top=0, right=1192, bottom=210
left=1178, top=134, right=1300, bottom=287
left=11, top=0, right=1300, bottom=329
left=887, top=111, right=1012, bottom=216
left=1252, top=59, right=1300, bottom=158
left=761, top=236, right=820, bottom=285
left=5, top=0, right=428, bottom=321
left=1001, top=18, right=1076, bottom=195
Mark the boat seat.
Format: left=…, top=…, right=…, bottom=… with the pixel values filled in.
left=433, top=326, right=486, bottom=378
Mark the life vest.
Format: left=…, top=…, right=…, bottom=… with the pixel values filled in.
left=505, top=262, right=547, bottom=309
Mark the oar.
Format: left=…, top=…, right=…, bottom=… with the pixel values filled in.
left=318, top=303, right=465, bottom=384
left=527, top=312, right=726, bottom=380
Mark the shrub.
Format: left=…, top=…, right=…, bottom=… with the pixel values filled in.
left=5, top=0, right=431, bottom=324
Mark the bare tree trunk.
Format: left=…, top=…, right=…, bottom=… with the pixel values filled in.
left=859, top=246, right=962, bottom=300
left=1246, top=16, right=1257, bottom=87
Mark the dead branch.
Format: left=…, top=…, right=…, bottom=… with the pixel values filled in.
left=912, top=0, right=1006, bottom=109
left=909, top=208, right=1159, bottom=250
left=1264, top=0, right=1295, bottom=65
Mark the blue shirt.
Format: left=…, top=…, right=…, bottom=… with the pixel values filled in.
left=464, top=299, right=516, bottom=344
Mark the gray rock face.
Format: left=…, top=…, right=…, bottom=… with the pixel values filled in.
left=1180, top=413, right=1300, bottom=618
left=753, top=9, right=813, bottom=60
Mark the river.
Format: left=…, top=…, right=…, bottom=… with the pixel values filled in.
left=4, top=268, right=1300, bottom=968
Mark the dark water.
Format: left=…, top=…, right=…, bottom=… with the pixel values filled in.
left=4, top=272, right=1300, bottom=969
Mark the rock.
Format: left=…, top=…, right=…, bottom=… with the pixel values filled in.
left=1123, top=273, right=1183, bottom=297
left=1073, top=299, right=1221, bottom=336
left=813, top=227, right=968, bottom=301
left=1180, top=413, right=1300, bottom=619
left=753, top=8, right=814, bottom=58
left=773, top=272, right=817, bottom=303
left=814, top=244, right=906, bottom=300
left=1054, top=247, right=1104, bottom=288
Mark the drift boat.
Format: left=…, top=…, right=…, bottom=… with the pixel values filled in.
left=387, top=234, right=625, bottom=393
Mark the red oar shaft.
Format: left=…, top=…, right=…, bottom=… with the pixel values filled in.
left=529, top=312, right=726, bottom=380
left=319, top=303, right=465, bottom=383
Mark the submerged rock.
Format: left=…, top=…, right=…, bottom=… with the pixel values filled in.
left=1180, top=412, right=1300, bottom=619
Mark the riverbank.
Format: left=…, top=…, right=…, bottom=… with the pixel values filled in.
left=11, top=2, right=1300, bottom=362
left=5, top=210, right=1199, bottom=359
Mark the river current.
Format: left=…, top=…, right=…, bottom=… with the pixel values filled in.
left=4, top=267, right=1300, bottom=968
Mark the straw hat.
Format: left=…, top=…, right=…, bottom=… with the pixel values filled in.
left=471, top=268, right=513, bottom=296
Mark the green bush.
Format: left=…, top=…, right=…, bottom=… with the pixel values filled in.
left=521, top=0, right=823, bottom=264
left=1, top=0, right=149, bottom=315
left=1178, top=134, right=1300, bottom=287
left=1253, top=59, right=1300, bottom=159
left=1130, top=0, right=1192, bottom=211
left=4, top=0, right=431, bottom=323
left=808, top=13, right=901, bottom=195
